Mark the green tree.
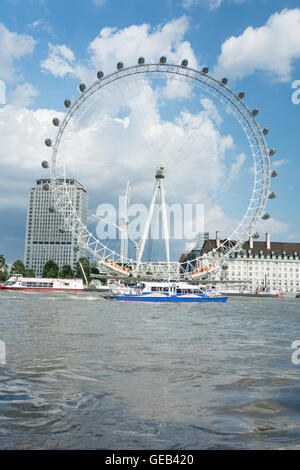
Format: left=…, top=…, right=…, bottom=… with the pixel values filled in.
left=10, top=260, right=26, bottom=276
left=25, top=269, right=36, bottom=278
left=0, top=254, right=8, bottom=283
left=76, top=257, right=91, bottom=284
left=0, top=255, right=6, bottom=270
left=58, top=264, right=74, bottom=279
left=42, top=260, right=59, bottom=278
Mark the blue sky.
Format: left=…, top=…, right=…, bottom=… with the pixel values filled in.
left=0, top=0, right=300, bottom=263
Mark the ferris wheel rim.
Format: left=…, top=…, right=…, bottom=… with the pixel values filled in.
left=46, top=61, right=272, bottom=278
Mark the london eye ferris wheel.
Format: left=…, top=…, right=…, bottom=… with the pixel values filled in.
left=42, top=57, right=278, bottom=281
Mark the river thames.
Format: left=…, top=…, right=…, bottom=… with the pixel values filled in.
left=0, top=291, right=299, bottom=450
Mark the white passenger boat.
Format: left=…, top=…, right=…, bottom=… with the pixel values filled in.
left=105, top=281, right=228, bottom=302
left=0, top=275, right=84, bottom=292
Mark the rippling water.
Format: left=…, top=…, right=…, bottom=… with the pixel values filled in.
left=0, top=290, right=299, bottom=449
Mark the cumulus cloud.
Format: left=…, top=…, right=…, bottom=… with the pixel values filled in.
left=9, top=82, right=39, bottom=107
left=0, top=105, right=61, bottom=169
left=89, top=16, right=197, bottom=71
left=0, top=23, right=36, bottom=82
left=41, top=43, right=76, bottom=78
left=214, top=8, right=300, bottom=82
left=41, top=16, right=198, bottom=84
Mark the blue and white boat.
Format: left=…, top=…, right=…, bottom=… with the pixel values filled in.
left=105, top=281, right=228, bottom=303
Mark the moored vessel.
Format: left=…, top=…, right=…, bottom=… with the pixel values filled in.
left=0, top=275, right=84, bottom=292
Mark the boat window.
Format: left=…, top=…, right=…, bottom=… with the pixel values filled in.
left=177, top=289, right=182, bottom=294
left=151, top=287, right=157, bottom=292
left=163, top=287, right=169, bottom=292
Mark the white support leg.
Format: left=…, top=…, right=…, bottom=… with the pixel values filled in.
left=135, top=181, right=159, bottom=272
left=159, top=179, right=170, bottom=278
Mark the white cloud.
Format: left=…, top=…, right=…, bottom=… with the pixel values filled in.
left=28, top=19, right=53, bottom=35
left=41, top=43, right=76, bottom=78
left=0, top=104, right=61, bottom=170
left=88, top=16, right=197, bottom=72
left=256, top=217, right=290, bottom=236
left=0, top=23, right=36, bottom=82
left=9, top=82, right=39, bottom=107
left=41, top=16, right=198, bottom=84
left=228, top=152, right=246, bottom=181
left=214, top=8, right=300, bottom=82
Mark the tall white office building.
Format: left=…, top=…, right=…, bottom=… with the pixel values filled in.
left=24, top=179, right=88, bottom=277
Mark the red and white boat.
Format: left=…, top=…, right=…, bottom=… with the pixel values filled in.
left=0, top=275, right=84, bottom=292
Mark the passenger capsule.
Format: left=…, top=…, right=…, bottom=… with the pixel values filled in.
left=43, top=183, right=49, bottom=191
left=64, top=99, right=71, bottom=108
left=202, top=66, right=209, bottom=74
left=221, top=78, right=228, bottom=85
left=59, top=228, right=65, bottom=233
left=53, top=117, right=60, bottom=127
left=262, top=127, right=269, bottom=135
left=269, top=148, right=276, bottom=156
left=262, top=213, right=271, bottom=220
left=79, top=83, right=86, bottom=93
left=73, top=246, right=80, bottom=252
left=253, top=232, right=260, bottom=239
left=41, top=161, right=49, bottom=169
left=138, top=57, right=145, bottom=65
left=45, top=138, right=52, bottom=147
left=271, top=170, right=278, bottom=177
left=268, top=192, right=277, bottom=199
left=97, top=71, right=104, bottom=80
left=181, top=59, right=188, bottom=68
left=160, top=56, right=167, bottom=64
left=251, top=108, right=259, bottom=117
left=49, top=206, right=55, bottom=213
left=117, top=62, right=124, bottom=70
